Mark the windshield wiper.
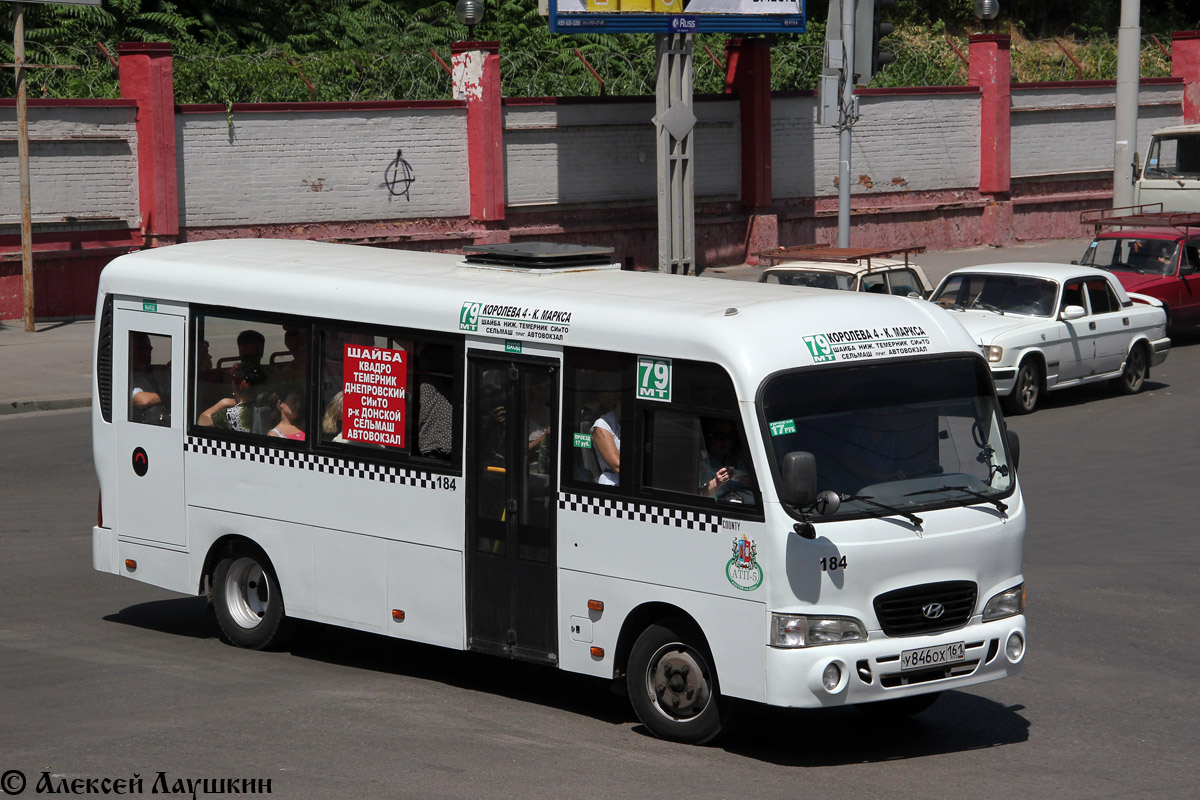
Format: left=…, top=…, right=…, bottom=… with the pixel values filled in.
left=1110, top=262, right=1145, bottom=274
left=970, top=299, right=1005, bottom=314
left=839, top=494, right=924, bottom=531
left=905, top=484, right=1008, bottom=515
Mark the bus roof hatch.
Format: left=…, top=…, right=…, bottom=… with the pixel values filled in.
left=461, top=242, right=616, bottom=272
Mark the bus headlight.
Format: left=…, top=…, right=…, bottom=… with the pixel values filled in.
left=987, top=345, right=1004, bottom=362
left=983, top=584, right=1025, bottom=621
left=770, top=614, right=866, bottom=648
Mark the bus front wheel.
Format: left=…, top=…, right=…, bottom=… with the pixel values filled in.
left=213, top=551, right=292, bottom=650
left=626, top=620, right=728, bottom=745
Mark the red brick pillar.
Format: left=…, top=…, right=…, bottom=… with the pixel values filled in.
left=969, top=34, right=1011, bottom=195
left=1172, top=31, right=1200, bottom=124
left=969, top=34, right=1012, bottom=246
left=453, top=41, right=505, bottom=223
left=725, top=38, right=777, bottom=263
left=118, top=43, right=178, bottom=246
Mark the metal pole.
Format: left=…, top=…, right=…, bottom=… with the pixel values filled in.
left=1113, top=0, right=1141, bottom=209
left=838, top=0, right=856, bottom=247
left=14, top=2, right=35, bottom=331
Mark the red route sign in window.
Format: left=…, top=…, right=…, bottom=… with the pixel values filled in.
left=342, top=344, right=407, bottom=448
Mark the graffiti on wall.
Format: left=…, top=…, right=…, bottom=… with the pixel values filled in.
left=384, top=149, right=416, bottom=201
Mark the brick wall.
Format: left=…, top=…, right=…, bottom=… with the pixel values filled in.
left=503, top=97, right=740, bottom=208
left=0, top=104, right=138, bottom=229
left=1011, top=81, right=1184, bottom=178
left=176, top=106, right=468, bottom=228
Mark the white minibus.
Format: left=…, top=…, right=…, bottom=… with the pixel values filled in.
left=92, top=239, right=1026, bottom=744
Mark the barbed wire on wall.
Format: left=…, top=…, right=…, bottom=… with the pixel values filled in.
left=0, top=35, right=1182, bottom=103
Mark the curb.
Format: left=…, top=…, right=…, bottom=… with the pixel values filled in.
left=1, top=396, right=92, bottom=416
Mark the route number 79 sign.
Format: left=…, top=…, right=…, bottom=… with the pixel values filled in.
left=637, top=356, right=672, bottom=402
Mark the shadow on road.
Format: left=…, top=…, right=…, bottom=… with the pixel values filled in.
left=106, top=597, right=1028, bottom=762
left=716, top=692, right=1029, bottom=765
left=104, top=596, right=216, bottom=639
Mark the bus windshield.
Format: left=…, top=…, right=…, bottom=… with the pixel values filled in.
left=761, top=356, right=1014, bottom=520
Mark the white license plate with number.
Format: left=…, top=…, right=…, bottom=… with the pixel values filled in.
left=900, top=642, right=966, bottom=671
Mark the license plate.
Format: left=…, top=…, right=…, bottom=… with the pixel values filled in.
left=900, top=642, right=966, bottom=671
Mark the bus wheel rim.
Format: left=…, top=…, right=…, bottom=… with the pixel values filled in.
left=224, top=557, right=270, bottom=630
left=645, top=643, right=711, bottom=722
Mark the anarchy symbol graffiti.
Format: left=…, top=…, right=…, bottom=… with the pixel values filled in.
left=384, top=148, right=416, bottom=200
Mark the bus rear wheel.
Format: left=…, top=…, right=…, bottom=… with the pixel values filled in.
left=213, top=551, right=292, bottom=650
left=626, top=620, right=727, bottom=744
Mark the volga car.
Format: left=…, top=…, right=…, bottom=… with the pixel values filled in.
left=1077, top=213, right=1200, bottom=335
left=931, top=263, right=1170, bottom=415
left=759, top=258, right=933, bottom=298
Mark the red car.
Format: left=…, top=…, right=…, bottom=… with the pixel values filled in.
left=1078, top=211, right=1200, bottom=335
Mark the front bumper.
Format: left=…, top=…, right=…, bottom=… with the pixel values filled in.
left=761, top=615, right=1026, bottom=708
left=990, top=367, right=1018, bottom=395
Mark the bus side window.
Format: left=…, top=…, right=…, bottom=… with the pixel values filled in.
left=562, top=349, right=630, bottom=488
left=639, top=359, right=758, bottom=509
left=192, top=313, right=308, bottom=439
left=128, top=331, right=171, bottom=427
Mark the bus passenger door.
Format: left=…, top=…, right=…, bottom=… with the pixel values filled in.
left=466, top=355, right=558, bottom=664
left=113, top=305, right=187, bottom=547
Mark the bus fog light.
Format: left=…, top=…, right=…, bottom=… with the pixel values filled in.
left=984, top=584, right=1025, bottom=620
left=1005, top=631, right=1025, bottom=663
left=822, top=662, right=842, bottom=691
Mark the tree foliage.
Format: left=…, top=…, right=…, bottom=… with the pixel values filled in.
left=1, top=1, right=1197, bottom=101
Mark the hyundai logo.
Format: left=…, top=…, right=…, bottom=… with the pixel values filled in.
left=921, top=602, right=946, bottom=619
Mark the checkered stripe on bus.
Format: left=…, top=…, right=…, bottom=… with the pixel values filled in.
left=184, top=436, right=437, bottom=488
left=558, top=492, right=720, bottom=533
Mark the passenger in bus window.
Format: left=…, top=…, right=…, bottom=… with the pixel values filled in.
left=699, top=419, right=754, bottom=503
left=267, top=386, right=306, bottom=441
left=197, top=363, right=269, bottom=432
left=237, top=329, right=266, bottom=368
left=415, top=343, right=453, bottom=461
left=273, top=323, right=309, bottom=383
left=129, top=332, right=170, bottom=426
left=591, top=397, right=621, bottom=486
left=321, top=391, right=346, bottom=443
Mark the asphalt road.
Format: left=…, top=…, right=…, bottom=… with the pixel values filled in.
left=3, top=252, right=1198, bottom=799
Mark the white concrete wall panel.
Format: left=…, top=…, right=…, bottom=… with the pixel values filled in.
left=176, top=108, right=468, bottom=227
left=0, top=106, right=138, bottom=227
left=503, top=99, right=739, bottom=207
left=1011, top=83, right=1184, bottom=178
left=773, top=93, right=980, bottom=198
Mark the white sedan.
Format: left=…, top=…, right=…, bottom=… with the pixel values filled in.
left=930, top=263, right=1170, bottom=414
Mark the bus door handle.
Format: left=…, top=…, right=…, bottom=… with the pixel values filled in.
left=507, top=499, right=518, bottom=514
left=1089, top=321, right=1096, bottom=330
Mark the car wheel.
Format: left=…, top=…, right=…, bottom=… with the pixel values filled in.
left=213, top=550, right=293, bottom=650
left=626, top=620, right=729, bottom=745
left=1113, top=343, right=1148, bottom=395
left=1002, top=361, right=1041, bottom=415
left=856, top=691, right=941, bottom=719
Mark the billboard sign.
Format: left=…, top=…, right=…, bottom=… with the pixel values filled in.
left=550, top=0, right=805, bottom=35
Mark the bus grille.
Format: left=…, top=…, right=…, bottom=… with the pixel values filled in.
left=873, top=581, right=976, bottom=636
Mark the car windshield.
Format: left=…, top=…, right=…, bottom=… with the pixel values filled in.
left=761, top=357, right=1014, bottom=522
left=760, top=270, right=855, bottom=291
left=931, top=273, right=1057, bottom=316
left=1080, top=237, right=1179, bottom=276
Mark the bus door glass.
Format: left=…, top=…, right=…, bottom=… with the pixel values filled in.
left=113, top=304, right=187, bottom=547
left=466, top=355, right=559, bottom=663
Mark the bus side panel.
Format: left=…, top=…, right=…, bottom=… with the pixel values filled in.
left=313, top=526, right=387, bottom=634
left=385, top=541, right=465, bottom=650
left=118, top=541, right=191, bottom=594
left=187, top=506, right=316, bottom=620
left=557, top=569, right=768, bottom=704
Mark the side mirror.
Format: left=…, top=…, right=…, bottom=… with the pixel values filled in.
left=780, top=451, right=818, bottom=508
left=1006, top=428, right=1020, bottom=472
left=1132, top=151, right=1142, bottom=181
left=1060, top=305, right=1086, bottom=321
left=1180, top=262, right=1195, bottom=277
